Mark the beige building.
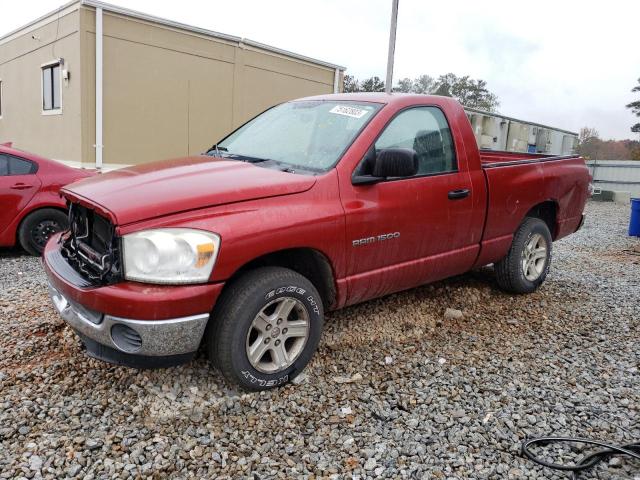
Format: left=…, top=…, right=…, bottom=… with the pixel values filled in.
left=0, top=0, right=344, bottom=169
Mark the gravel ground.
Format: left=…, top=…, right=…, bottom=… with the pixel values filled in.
left=1, top=201, right=639, bottom=479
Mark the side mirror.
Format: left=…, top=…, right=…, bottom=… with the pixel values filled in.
left=373, top=148, right=418, bottom=178
left=352, top=148, right=418, bottom=185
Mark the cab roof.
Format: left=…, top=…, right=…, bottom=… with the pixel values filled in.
left=294, top=92, right=462, bottom=107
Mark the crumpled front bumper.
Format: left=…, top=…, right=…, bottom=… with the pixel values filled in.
left=48, top=282, right=209, bottom=368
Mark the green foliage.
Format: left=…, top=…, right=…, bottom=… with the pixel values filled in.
left=342, top=74, right=359, bottom=93
left=412, top=75, right=436, bottom=94
left=627, top=78, right=640, bottom=134
left=359, top=76, right=385, bottom=92
left=345, top=72, right=499, bottom=112
left=631, top=141, right=640, bottom=160
left=434, top=73, right=500, bottom=112
left=393, top=77, right=414, bottom=93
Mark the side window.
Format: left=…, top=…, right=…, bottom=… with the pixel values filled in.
left=0, top=155, right=8, bottom=176
left=375, top=107, right=457, bottom=175
left=6, top=156, right=36, bottom=175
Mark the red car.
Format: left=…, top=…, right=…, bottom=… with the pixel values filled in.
left=0, top=143, right=94, bottom=255
left=43, top=94, right=589, bottom=390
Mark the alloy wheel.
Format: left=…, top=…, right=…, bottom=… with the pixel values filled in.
left=245, top=296, right=310, bottom=374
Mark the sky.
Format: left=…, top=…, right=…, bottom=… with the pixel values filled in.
left=2, top=0, right=639, bottom=139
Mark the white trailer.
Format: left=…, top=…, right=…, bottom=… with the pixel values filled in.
left=465, top=108, right=578, bottom=155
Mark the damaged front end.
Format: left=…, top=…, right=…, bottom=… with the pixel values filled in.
left=58, top=203, right=123, bottom=286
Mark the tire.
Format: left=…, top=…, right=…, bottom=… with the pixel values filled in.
left=18, top=208, right=68, bottom=256
left=208, top=267, right=324, bottom=391
left=494, top=217, right=552, bottom=294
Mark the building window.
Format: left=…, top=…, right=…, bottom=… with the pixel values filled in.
left=42, top=62, right=61, bottom=112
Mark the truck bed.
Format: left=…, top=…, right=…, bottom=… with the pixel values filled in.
left=473, top=151, right=588, bottom=269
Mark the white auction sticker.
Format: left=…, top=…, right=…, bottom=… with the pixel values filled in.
left=329, top=105, right=369, bottom=119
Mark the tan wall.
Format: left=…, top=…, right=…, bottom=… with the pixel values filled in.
left=0, top=9, right=82, bottom=162
left=236, top=48, right=337, bottom=123
left=80, top=7, right=339, bottom=166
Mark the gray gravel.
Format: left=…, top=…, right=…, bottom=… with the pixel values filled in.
left=1, top=201, right=639, bottom=479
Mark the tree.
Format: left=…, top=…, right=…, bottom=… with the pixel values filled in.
left=432, top=73, right=456, bottom=97
left=579, top=127, right=600, bottom=142
left=576, top=127, right=601, bottom=160
left=627, top=77, right=640, bottom=134
left=344, top=73, right=500, bottom=111
left=393, top=77, right=414, bottom=93
left=393, top=75, right=436, bottom=94
left=576, top=127, right=640, bottom=160
left=343, top=74, right=360, bottom=93
left=412, top=74, right=436, bottom=94
left=359, top=76, right=385, bottom=92
left=434, top=73, right=500, bottom=112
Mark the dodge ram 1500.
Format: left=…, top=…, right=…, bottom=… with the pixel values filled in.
left=43, top=93, right=590, bottom=390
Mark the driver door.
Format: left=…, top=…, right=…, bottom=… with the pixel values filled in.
left=340, top=106, right=478, bottom=305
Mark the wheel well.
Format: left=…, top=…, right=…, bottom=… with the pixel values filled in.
left=227, top=248, right=337, bottom=310
left=525, top=201, right=558, bottom=238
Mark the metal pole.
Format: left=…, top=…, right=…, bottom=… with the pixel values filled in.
left=95, top=7, right=103, bottom=170
left=385, top=0, right=399, bottom=94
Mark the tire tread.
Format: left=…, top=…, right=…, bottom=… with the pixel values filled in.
left=494, top=217, right=552, bottom=294
left=18, top=208, right=68, bottom=256
left=208, top=266, right=322, bottom=390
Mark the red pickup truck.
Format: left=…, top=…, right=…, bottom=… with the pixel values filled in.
left=44, top=93, right=589, bottom=390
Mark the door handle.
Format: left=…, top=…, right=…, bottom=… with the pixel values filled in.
left=10, top=183, right=34, bottom=190
left=448, top=188, right=470, bottom=200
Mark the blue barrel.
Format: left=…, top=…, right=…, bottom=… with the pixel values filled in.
left=630, top=198, right=640, bottom=237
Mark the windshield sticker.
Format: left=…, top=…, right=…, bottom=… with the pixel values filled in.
left=329, top=105, right=369, bottom=119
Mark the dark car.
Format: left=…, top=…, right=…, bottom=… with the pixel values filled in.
left=0, top=142, right=95, bottom=255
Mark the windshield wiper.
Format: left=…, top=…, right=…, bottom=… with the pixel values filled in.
left=205, top=144, right=228, bottom=155
left=218, top=153, right=271, bottom=163
left=235, top=155, right=270, bottom=163
left=204, top=147, right=275, bottom=165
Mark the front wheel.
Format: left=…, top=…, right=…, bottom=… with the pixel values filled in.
left=494, top=217, right=552, bottom=294
left=208, top=267, right=324, bottom=391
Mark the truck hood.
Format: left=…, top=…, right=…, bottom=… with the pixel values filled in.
left=62, top=156, right=317, bottom=225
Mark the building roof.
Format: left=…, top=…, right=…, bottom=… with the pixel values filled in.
left=0, top=0, right=346, bottom=71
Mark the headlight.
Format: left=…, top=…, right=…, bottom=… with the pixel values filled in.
left=122, top=228, right=220, bottom=284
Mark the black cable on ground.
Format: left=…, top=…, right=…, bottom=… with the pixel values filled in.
left=522, top=437, right=640, bottom=479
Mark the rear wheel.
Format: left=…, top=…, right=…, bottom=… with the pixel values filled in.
left=208, top=267, right=323, bottom=391
left=18, top=209, right=68, bottom=256
left=494, top=217, right=552, bottom=294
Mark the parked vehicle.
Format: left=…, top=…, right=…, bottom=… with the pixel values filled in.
left=0, top=143, right=95, bottom=255
left=43, top=94, right=590, bottom=390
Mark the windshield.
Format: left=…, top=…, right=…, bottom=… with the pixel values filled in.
left=216, top=101, right=381, bottom=171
